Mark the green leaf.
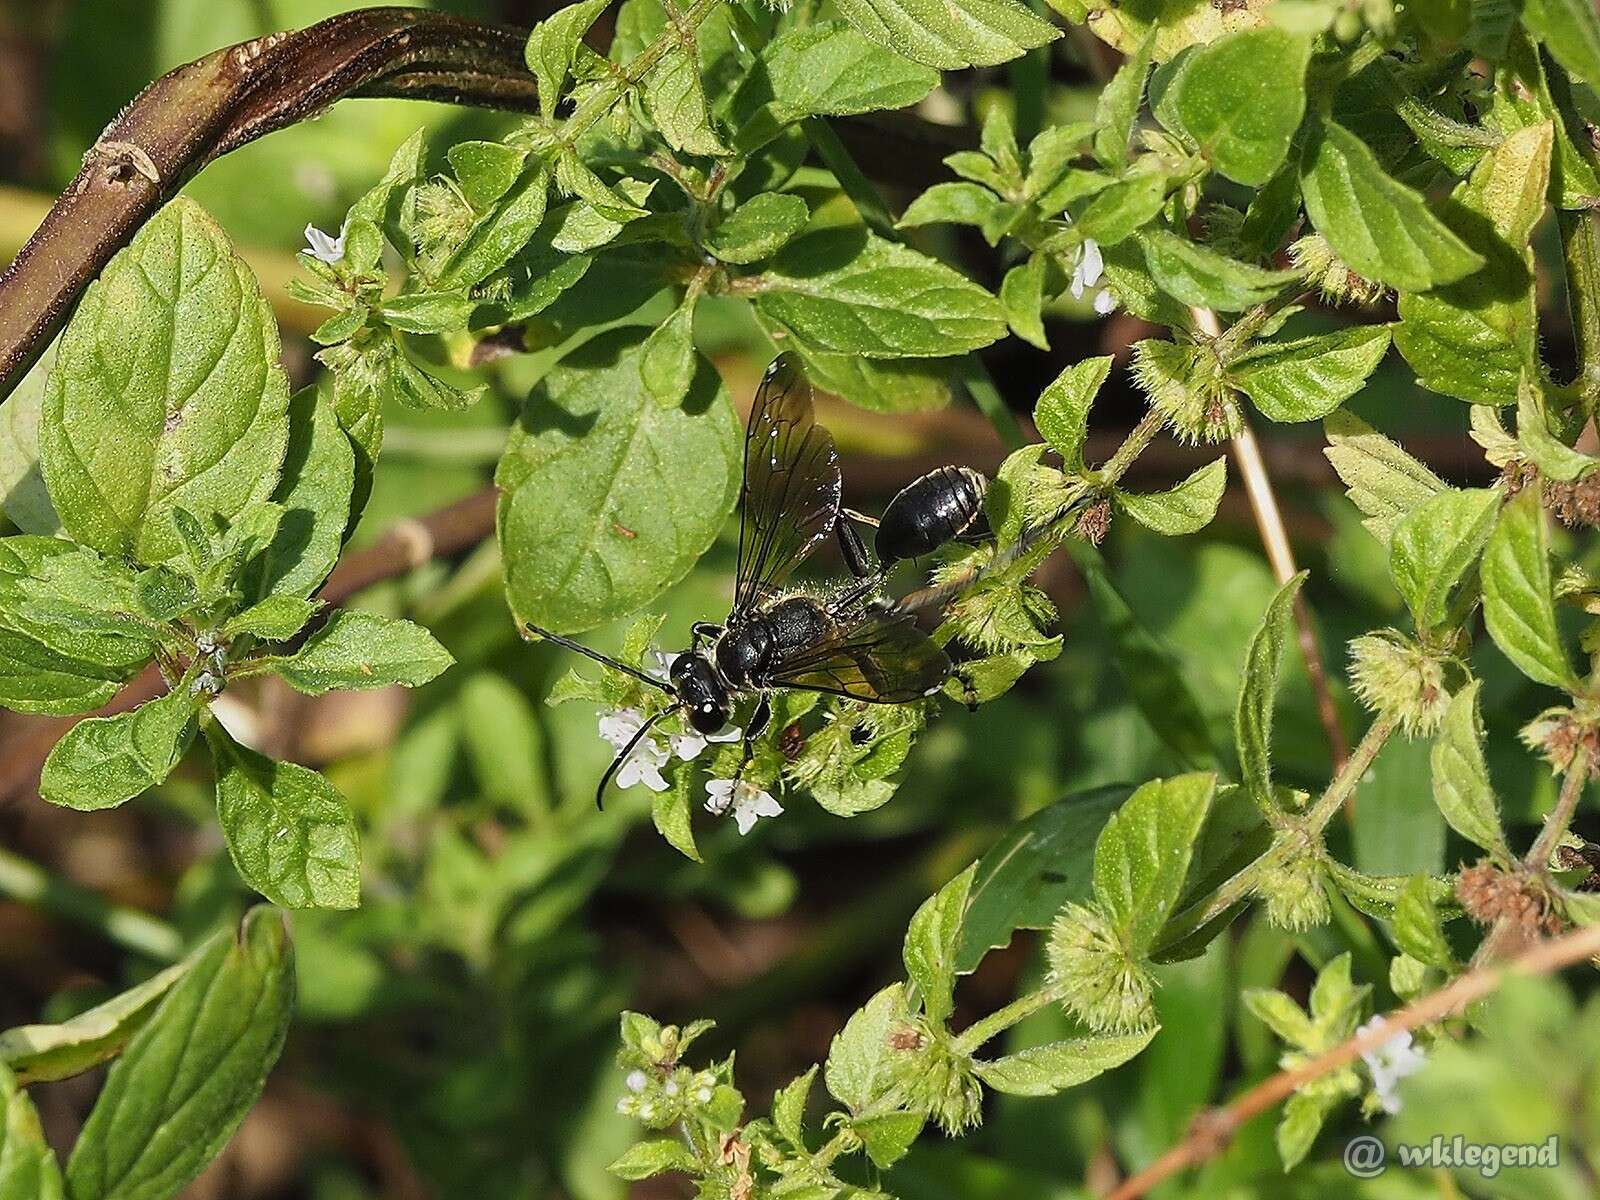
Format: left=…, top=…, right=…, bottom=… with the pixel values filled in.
left=0, top=953, right=194, bottom=1085
left=736, top=21, right=939, bottom=142
left=607, top=1139, right=699, bottom=1180
left=1482, top=487, right=1579, bottom=691
left=646, top=21, right=728, bottom=158
left=0, top=631, right=128, bottom=716
left=1235, top=572, right=1306, bottom=817
left=497, top=328, right=741, bottom=632
left=446, top=140, right=526, bottom=209
left=1431, top=680, right=1509, bottom=858
left=1243, top=989, right=1314, bottom=1048
left=1322, top=411, right=1448, bottom=545
left=240, top=388, right=354, bottom=602
left=39, top=689, right=196, bottom=812
left=526, top=0, right=610, bottom=117
left=1518, top=374, right=1597, bottom=482
left=1034, top=357, right=1111, bottom=474
left=972, top=1028, right=1157, bottom=1095
left=1093, top=31, right=1154, bottom=169
left=955, top=784, right=1129, bottom=972
left=1523, top=0, right=1600, bottom=88
left=1000, top=254, right=1049, bottom=349
left=1277, top=1090, right=1338, bottom=1171
left=755, top=228, right=1006, bottom=358
left=1115, top=457, right=1227, bottom=536
left=206, top=725, right=361, bottom=909
left=1300, top=121, right=1484, bottom=292
left=64, top=908, right=292, bottom=1200
left=223, top=595, right=320, bottom=642
left=276, top=610, right=454, bottom=696
left=1093, top=773, right=1217, bottom=953
left=1067, top=171, right=1170, bottom=248
left=0, top=341, right=62, bottom=536
left=652, top=769, right=701, bottom=863
left=436, top=162, right=551, bottom=290
left=0, top=538, right=155, bottom=672
left=825, top=983, right=908, bottom=1113
left=1485, top=32, right=1600, bottom=210
left=0, top=1061, right=63, bottom=1200
left=41, top=197, right=290, bottom=564
left=781, top=334, right=955, bottom=412
left=1229, top=326, right=1391, bottom=423
left=897, top=182, right=1001, bottom=232
left=640, top=297, right=699, bottom=409
left=378, top=290, right=478, bottom=336
left=1166, top=29, right=1312, bottom=186
left=904, top=864, right=975, bottom=1026
left=1068, top=541, right=1219, bottom=771
left=831, top=0, right=1058, bottom=70
left=1388, top=487, right=1499, bottom=631
left=706, top=192, right=809, bottom=264
left=1136, top=229, right=1300, bottom=311
left=853, top=1111, right=925, bottom=1169
left=772, top=1065, right=816, bottom=1147
left=1393, top=874, right=1458, bottom=971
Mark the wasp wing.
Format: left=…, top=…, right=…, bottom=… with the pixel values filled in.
left=732, top=354, right=842, bottom=614
left=766, top=605, right=951, bottom=703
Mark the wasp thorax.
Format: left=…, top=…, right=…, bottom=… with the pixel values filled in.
left=714, top=625, right=770, bottom=689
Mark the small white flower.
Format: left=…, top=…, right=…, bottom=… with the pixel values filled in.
left=669, top=722, right=742, bottom=762
left=303, top=221, right=347, bottom=265
left=1359, top=1016, right=1426, bottom=1114
left=664, top=1079, right=679, bottom=1096
left=598, top=707, right=670, bottom=792
left=625, top=1070, right=647, bottom=1093
left=1093, top=288, right=1118, bottom=315
left=1070, top=238, right=1104, bottom=299
left=704, top=778, right=784, bottom=835
left=696, top=1086, right=713, bottom=1103
left=649, top=650, right=678, bottom=682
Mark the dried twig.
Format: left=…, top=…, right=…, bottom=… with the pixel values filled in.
left=1102, top=919, right=1600, bottom=1200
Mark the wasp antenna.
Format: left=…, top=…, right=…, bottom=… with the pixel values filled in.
left=595, top=705, right=679, bottom=809
left=522, top=622, right=674, bottom=694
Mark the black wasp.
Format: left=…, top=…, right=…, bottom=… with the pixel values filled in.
left=526, top=354, right=990, bottom=807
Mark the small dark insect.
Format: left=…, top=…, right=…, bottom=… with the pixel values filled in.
left=526, top=354, right=960, bottom=807
left=1555, top=842, right=1600, bottom=891
left=612, top=521, right=637, bottom=539
left=778, top=722, right=807, bottom=761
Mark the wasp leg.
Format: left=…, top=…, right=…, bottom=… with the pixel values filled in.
left=690, top=621, right=723, bottom=653
left=735, top=694, right=773, bottom=776
left=835, top=516, right=876, bottom=581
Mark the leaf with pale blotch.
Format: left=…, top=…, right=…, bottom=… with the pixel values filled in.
left=1093, top=773, right=1217, bottom=953
left=1388, top=487, right=1499, bottom=632
left=39, top=689, right=196, bottom=812
left=64, top=908, right=291, bottom=1200
left=497, top=328, right=741, bottom=632
left=1230, top=326, right=1391, bottom=423
left=1115, top=458, right=1227, bottom=537
left=831, top=0, right=1057, bottom=70
left=1322, top=411, right=1447, bottom=545
left=1482, top=488, right=1579, bottom=692
left=207, top=725, right=360, bottom=909
left=1165, top=29, right=1311, bottom=185
left=1235, top=573, right=1306, bottom=818
left=825, top=983, right=909, bottom=1113
left=41, top=198, right=290, bottom=565
left=276, top=610, right=453, bottom=696
left=1300, top=121, right=1483, bottom=292
left=973, top=1028, right=1157, bottom=1095
left=903, top=864, right=975, bottom=1026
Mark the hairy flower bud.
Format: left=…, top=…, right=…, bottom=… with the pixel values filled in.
left=1046, top=903, right=1156, bottom=1032
left=890, top=1023, right=984, bottom=1133
left=1131, top=339, right=1237, bottom=445
left=1289, top=234, right=1386, bottom=305
left=1257, top=840, right=1331, bottom=931
left=1348, top=631, right=1452, bottom=736
left=1520, top=704, right=1600, bottom=776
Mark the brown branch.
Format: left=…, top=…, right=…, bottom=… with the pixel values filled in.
left=0, top=7, right=540, bottom=402
left=0, top=485, right=499, bottom=804
left=1102, top=919, right=1600, bottom=1200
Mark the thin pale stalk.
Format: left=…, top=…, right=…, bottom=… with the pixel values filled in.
left=1526, top=747, right=1592, bottom=871
left=0, top=847, right=184, bottom=962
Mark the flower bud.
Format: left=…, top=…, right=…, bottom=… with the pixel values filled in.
left=1131, top=339, right=1237, bottom=445
left=1257, top=840, right=1331, bottom=931
left=1046, top=902, right=1156, bottom=1032
left=1348, top=631, right=1452, bottom=736
left=1289, top=234, right=1386, bottom=305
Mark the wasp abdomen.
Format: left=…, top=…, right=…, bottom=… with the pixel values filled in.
left=875, top=466, right=990, bottom=565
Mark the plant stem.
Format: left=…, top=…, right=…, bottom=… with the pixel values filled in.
left=1559, top=209, right=1600, bottom=414
left=804, top=118, right=898, bottom=240
left=1306, top=713, right=1396, bottom=833
left=1526, top=747, right=1592, bottom=872
left=0, top=847, right=184, bottom=962
left=1102, top=918, right=1600, bottom=1200
left=953, top=982, right=1063, bottom=1055
left=958, top=357, right=1028, bottom=452
left=1100, top=409, right=1166, bottom=486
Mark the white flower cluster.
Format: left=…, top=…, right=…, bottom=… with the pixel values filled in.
left=1071, top=238, right=1118, bottom=316
left=1358, top=1016, right=1426, bottom=1114
left=596, top=651, right=783, bottom=834
left=303, top=221, right=347, bottom=265
left=615, top=1065, right=717, bottom=1126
